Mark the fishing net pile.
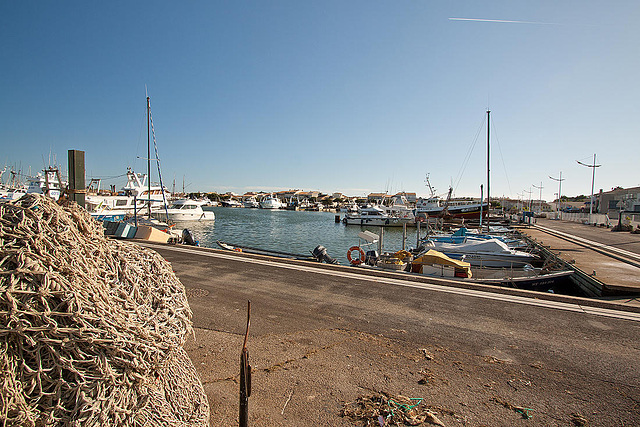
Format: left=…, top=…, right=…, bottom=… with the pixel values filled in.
left=0, top=194, right=209, bottom=426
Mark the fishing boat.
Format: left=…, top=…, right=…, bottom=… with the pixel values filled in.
left=23, top=167, right=67, bottom=201
left=152, top=199, right=215, bottom=222
left=343, top=205, right=414, bottom=227
left=85, top=168, right=171, bottom=219
left=0, top=168, right=27, bottom=201
left=415, top=176, right=487, bottom=220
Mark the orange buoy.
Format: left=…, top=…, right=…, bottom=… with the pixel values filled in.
left=347, top=246, right=366, bottom=265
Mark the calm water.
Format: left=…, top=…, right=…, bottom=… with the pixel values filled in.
left=176, top=207, right=421, bottom=264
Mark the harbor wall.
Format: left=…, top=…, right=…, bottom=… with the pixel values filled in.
left=546, top=212, right=640, bottom=228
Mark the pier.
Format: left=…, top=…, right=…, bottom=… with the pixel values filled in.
left=520, top=218, right=640, bottom=300
left=139, top=238, right=640, bottom=426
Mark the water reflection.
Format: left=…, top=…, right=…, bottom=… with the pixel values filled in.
left=173, top=207, right=419, bottom=264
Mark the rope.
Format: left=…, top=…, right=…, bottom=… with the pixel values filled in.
left=0, top=194, right=209, bottom=426
left=454, top=115, right=485, bottom=193
left=148, top=104, right=170, bottom=223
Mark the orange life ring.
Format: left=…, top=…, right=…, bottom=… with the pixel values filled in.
left=347, top=246, right=366, bottom=265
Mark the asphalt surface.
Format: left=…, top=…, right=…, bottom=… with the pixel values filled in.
left=142, top=242, right=640, bottom=426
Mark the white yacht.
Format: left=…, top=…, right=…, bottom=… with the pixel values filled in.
left=152, top=199, right=215, bottom=222
left=242, top=196, right=260, bottom=208
left=259, top=194, right=284, bottom=209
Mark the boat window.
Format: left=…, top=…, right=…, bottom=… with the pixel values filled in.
left=116, top=200, right=128, bottom=206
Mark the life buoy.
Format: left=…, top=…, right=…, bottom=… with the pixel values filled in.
left=347, top=246, right=366, bottom=265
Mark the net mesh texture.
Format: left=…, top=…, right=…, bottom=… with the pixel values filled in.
left=0, top=194, right=209, bottom=426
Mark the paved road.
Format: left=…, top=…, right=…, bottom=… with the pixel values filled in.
left=144, top=242, right=640, bottom=425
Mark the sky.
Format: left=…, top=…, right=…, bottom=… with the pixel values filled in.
left=1, top=1, right=639, bottom=201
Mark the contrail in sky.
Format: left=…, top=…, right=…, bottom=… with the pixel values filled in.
left=449, top=17, right=560, bottom=25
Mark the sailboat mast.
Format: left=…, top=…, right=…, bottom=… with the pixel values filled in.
left=147, top=96, right=151, bottom=218
left=486, top=109, right=490, bottom=232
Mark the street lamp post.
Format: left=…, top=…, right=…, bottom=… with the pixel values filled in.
left=524, top=187, right=533, bottom=211
left=532, top=182, right=543, bottom=213
left=549, top=172, right=565, bottom=220
left=577, top=154, right=601, bottom=225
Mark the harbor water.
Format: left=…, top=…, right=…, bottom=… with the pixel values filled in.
left=176, top=207, right=419, bottom=264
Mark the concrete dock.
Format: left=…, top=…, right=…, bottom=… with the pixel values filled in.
left=521, top=218, right=640, bottom=303
left=139, top=240, right=640, bottom=426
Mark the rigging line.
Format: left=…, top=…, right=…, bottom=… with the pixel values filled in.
left=453, top=115, right=485, bottom=192
left=87, top=173, right=128, bottom=181
left=148, top=105, right=170, bottom=221
left=490, top=117, right=513, bottom=197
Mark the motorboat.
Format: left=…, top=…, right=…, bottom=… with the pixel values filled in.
left=340, top=202, right=359, bottom=214
left=217, top=241, right=338, bottom=263
left=423, top=238, right=538, bottom=268
left=343, top=205, right=414, bottom=227
left=152, top=199, right=215, bottom=222
left=221, top=198, right=243, bottom=208
left=242, top=196, right=260, bottom=208
left=428, top=227, right=527, bottom=249
left=259, top=194, right=284, bottom=209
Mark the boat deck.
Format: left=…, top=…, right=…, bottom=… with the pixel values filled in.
left=519, top=218, right=640, bottom=304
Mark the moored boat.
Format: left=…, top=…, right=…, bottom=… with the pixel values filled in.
left=423, top=238, right=538, bottom=268
left=152, top=199, right=215, bottom=222
left=343, top=205, right=414, bottom=227
left=259, top=194, right=284, bottom=209
left=85, top=168, right=171, bottom=219
left=217, top=241, right=338, bottom=263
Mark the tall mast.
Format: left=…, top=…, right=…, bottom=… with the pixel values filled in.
left=147, top=96, right=151, bottom=218
left=486, top=109, right=490, bottom=232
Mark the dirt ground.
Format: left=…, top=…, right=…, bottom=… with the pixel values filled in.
left=185, top=325, right=638, bottom=426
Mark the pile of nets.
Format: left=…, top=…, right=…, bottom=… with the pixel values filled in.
left=0, top=194, right=209, bottom=426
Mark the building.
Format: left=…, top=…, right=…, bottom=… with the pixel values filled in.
left=367, top=193, right=388, bottom=204
left=598, top=186, right=640, bottom=215
left=394, top=192, right=417, bottom=204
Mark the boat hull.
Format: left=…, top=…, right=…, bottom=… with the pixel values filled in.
left=441, top=251, right=536, bottom=268
left=157, top=211, right=215, bottom=222
left=343, top=217, right=415, bottom=227
left=472, top=270, right=574, bottom=291
left=416, top=203, right=489, bottom=220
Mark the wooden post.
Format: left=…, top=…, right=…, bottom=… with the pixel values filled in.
left=239, top=301, right=251, bottom=427
left=68, top=150, right=86, bottom=207
left=402, top=223, right=406, bottom=250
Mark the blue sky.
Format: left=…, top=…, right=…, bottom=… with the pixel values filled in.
left=1, top=1, right=638, bottom=200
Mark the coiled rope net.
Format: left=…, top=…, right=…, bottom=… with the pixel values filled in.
left=0, top=194, right=209, bottom=426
